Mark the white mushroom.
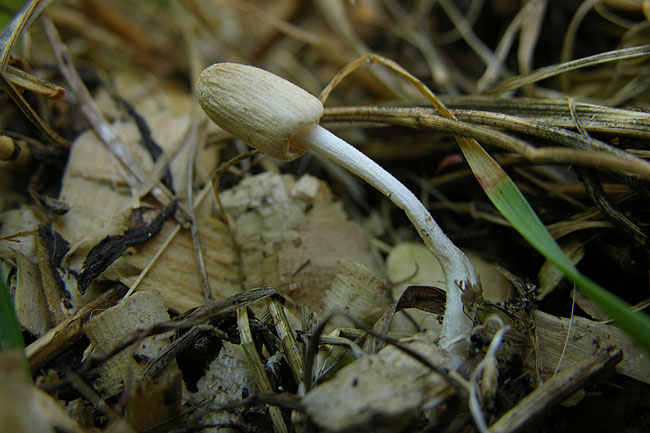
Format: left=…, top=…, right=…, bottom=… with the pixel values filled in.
left=197, top=63, right=478, bottom=361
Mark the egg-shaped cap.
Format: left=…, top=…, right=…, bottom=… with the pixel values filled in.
left=197, top=63, right=324, bottom=161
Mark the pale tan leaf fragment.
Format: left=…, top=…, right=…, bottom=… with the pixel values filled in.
left=83, top=290, right=180, bottom=405
left=14, top=252, right=51, bottom=336
left=219, top=172, right=380, bottom=310
left=320, top=259, right=390, bottom=329
left=492, top=310, right=650, bottom=385
left=113, top=214, right=240, bottom=312
left=0, top=351, right=85, bottom=433
left=302, top=332, right=451, bottom=432
left=189, top=342, right=256, bottom=430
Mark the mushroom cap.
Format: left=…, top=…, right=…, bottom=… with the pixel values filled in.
left=197, top=63, right=324, bottom=161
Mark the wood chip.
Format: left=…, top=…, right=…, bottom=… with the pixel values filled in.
left=83, top=290, right=179, bottom=400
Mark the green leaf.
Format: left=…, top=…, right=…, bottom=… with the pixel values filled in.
left=458, top=138, right=650, bottom=354
left=0, top=268, right=30, bottom=379
left=0, top=269, right=24, bottom=350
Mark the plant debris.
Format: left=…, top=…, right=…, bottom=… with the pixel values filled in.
left=2, top=1, right=650, bottom=432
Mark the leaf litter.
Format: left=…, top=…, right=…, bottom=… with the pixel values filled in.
left=1, top=1, right=650, bottom=432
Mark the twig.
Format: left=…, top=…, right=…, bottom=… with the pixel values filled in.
left=26, top=284, right=127, bottom=371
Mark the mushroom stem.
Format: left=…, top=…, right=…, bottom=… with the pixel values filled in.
left=295, top=124, right=478, bottom=352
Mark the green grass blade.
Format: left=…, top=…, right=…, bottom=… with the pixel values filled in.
left=0, top=268, right=30, bottom=379
left=458, top=139, right=650, bottom=354
left=0, top=269, right=24, bottom=350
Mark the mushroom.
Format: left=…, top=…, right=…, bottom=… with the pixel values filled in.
left=197, top=63, right=478, bottom=360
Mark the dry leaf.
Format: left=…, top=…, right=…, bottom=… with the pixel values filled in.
left=303, top=332, right=451, bottom=432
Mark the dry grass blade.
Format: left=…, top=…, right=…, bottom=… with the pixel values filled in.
left=316, top=0, right=411, bottom=98
left=488, top=44, right=650, bottom=94
left=0, top=0, right=51, bottom=68
left=211, top=0, right=335, bottom=50
left=268, top=297, right=304, bottom=386
left=437, top=0, right=494, bottom=65
left=0, top=72, right=69, bottom=147
left=0, top=1, right=68, bottom=147
left=559, top=0, right=600, bottom=92
left=477, top=0, right=541, bottom=92
left=237, top=307, right=289, bottom=433
left=41, top=15, right=187, bottom=223
left=323, top=106, right=650, bottom=180
left=381, top=0, right=450, bottom=86
left=438, top=95, right=650, bottom=137
left=3, top=64, right=65, bottom=99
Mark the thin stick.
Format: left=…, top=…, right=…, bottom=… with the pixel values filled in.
left=26, top=284, right=127, bottom=371
left=186, top=118, right=213, bottom=301
left=124, top=225, right=181, bottom=298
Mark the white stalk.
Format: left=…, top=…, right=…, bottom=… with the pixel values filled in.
left=296, top=125, right=477, bottom=356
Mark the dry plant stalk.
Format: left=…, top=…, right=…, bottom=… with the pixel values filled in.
left=26, top=284, right=127, bottom=371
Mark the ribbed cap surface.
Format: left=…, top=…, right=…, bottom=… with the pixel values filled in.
left=197, top=63, right=324, bottom=161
